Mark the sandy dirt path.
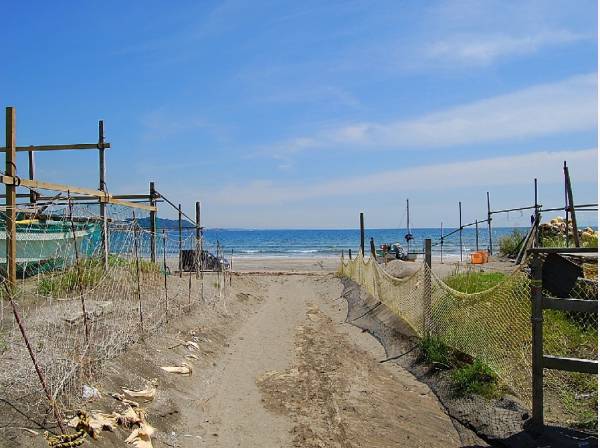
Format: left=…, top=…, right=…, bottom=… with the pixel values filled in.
left=179, top=274, right=462, bottom=448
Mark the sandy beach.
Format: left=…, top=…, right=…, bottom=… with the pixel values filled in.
left=231, top=255, right=517, bottom=277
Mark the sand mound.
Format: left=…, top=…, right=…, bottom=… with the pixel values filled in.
left=382, top=259, right=420, bottom=278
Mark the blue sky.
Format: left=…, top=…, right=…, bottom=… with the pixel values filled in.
left=1, top=0, right=597, bottom=228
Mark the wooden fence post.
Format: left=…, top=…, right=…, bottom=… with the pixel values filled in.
left=178, top=204, right=182, bottom=278
left=132, top=213, right=144, bottom=334
left=195, top=201, right=201, bottom=279
left=530, top=254, right=544, bottom=428
left=360, top=212, right=365, bottom=256
left=28, top=149, right=37, bottom=204
left=348, top=249, right=352, bottom=260
left=98, top=120, right=109, bottom=270
left=459, top=201, right=463, bottom=263
left=149, top=182, right=157, bottom=263
left=440, top=222, right=443, bottom=264
left=162, top=229, right=169, bottom=321
left=475, top=220, right=479, bottom=252
left=5, top=107, right=16, bottom=289
left=423, top=238, right=432, bottom=335
left=370, top=237, right=377, bottom=260
left=487, top=192, right=493, bottom=255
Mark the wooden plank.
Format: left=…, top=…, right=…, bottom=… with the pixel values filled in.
left=5, top=107, right=17, bottom=288
left=542, top=297, right=598, bottom=313
left=0, top=143, right=111, bottom=152
left=0, top=176, right=157, bottom=211
left=543, top=355, right=598, bottom=374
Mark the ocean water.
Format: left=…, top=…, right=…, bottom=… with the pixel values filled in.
left=183, top=227, right=529, bottom=260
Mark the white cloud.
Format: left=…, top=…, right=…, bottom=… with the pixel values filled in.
left=426, top=30, right=589, bottom=66
left=266, top=74, right=597, bottom=154
left=210, top=148, right=597, bottom=206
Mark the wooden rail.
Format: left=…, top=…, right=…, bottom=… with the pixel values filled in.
left=0, top=175, right=156, bottom=211
left=528, top=248, right=598, bottom=428
left=0, top=143, right=110, bottom=152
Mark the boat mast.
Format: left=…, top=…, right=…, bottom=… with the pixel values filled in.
left=406, top=198, right=410, bottom=254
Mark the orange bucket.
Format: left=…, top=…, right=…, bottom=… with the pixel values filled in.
left=470, top=251, right=485, bottom=264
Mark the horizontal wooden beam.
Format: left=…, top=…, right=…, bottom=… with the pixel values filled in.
left=0, top=175, right=156, bottom=212
left=0, top=143, right=111, bottom=152
left=528, top=247, right=597, bottom=254
left=542, top=297, right=598, bottom=313
left=543, top=355, right=598, bottom=374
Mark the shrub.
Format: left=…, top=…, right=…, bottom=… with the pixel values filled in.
left=498, top=229, right=525, bottom=257
left=444, top=271, right=506, bottom=294
left=419, top=335, right=453, bottom=368
left=451, top=359, right=500, bottom=398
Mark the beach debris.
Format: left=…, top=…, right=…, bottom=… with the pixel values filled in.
left=125, top=422, right=155, bottom=448
left=185, top=340, right=200, bottom=351
left=110, top=392, right=140, bottom=407
left=82, top=384, right=101, bottom=401
left=161, top=363, right=192, bottom=375
left=68, top=410, right=117, bottom=439
left=19, top=427, right=39, bottom=436
left=122, top=385, right=157, bottom=402
left=185, top=354, right=199, bottom=360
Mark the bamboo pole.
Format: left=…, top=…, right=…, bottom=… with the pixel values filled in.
left=5, top=107, right=16, bottom=288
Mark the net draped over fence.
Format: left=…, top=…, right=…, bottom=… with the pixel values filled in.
left=0, top=202, right=224, bottom=431
left=338, top=253, right=598, bottom=428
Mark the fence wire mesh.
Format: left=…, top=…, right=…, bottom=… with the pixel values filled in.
left=339, top=253, right=598, bottom=431
left=0, top=202, right=226, bottom=433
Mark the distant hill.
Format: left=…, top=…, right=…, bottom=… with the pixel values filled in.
left=133, top=217, right=195, bottom=229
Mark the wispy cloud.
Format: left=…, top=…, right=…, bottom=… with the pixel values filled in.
left=209, top=148, right=597, bottom=206
left=263, top=74, right=597, bottom=154
left=426, top=30, right=589, bottom=66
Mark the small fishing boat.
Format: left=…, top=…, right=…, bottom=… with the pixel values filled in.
left=376, top=199, right=418, bottom=262
left=0, top=216, right=101, bottom=275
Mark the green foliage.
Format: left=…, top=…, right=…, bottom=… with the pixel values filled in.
left=451, top=359, right=500, bottom=398
left=498, top=229, right=525, bottom=257
left=444, top=271, right=507, bottom=293
left=38, top=258, right=105, bottom=296
left=419, top=335, right=453, bottom=368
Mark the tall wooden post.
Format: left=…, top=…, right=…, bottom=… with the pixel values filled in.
left=487, top=192, right=493, bottom=255
left=5, top=107, right=16, bottom=288
left=458, top=201, right=463, bottom=263
left=178, top=204, right=183, bottom=278
left=348, top=249, right=352, bottom=260
left=564, top=161, right=569, bottom=247
left=530, top=254, right=544, bottom=428
left=534, top=178, right=539, bottom=247
left=360, top=212, right=365, bottom=257
left=27, top=150, right=36, bottom=204
left=475, top=219, right=479, bottom=252
left=98, top=120, right=109, bottom=270
left=149, top=182, right=157, bottom=263
left=563, top=162, right=580, bottom=247
left=370, top=237, right=377, bottom=259
left=440, top=222, right=443, bottom=263
left=423, top=238, right=432, bottom=335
